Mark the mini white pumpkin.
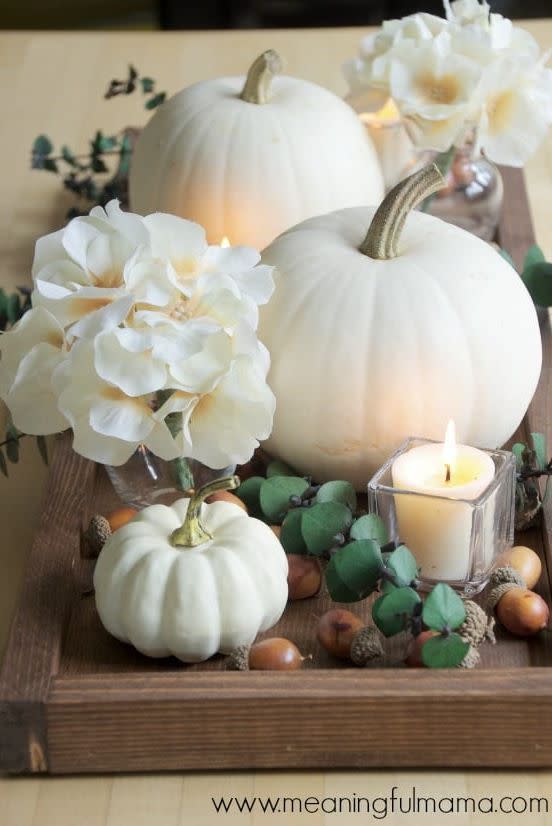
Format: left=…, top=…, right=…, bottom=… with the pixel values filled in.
left=129, top=50, right=384, bottom=250
left=94, top=477, right=288, bottom=662
left=259, top=164, right=542, bottom=489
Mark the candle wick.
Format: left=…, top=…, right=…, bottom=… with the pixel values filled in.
left=445, top=463, right=451, bottom=483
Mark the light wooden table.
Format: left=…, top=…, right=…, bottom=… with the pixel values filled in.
left=1, top=22, right=552, bottom=826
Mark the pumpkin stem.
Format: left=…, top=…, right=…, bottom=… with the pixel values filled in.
left=240, top=50, right=283, bottom=104
left=359, top=164, right=445, bottom=260
left=171, top=475, right=241, bottom=548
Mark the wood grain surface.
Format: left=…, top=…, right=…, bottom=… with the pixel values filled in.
left=2, top=21, right=552, bottom=825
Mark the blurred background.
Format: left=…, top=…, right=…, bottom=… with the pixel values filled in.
left=0, top=0, right=549, bottom=29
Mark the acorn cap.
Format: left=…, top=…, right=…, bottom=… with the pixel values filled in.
left=350, top=626, right=384, bottom=667
left=485, top=566, right=526, bottom=613
left=227, top=644, right=251, bottom=671
left=458, top=645, right=481, bottom=669
left=82, top=514, right=112, bottom=558
left=459, top=600, right=496, bottom=648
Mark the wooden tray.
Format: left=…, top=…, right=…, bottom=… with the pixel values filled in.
left=2, top=167, right=552, bottom=774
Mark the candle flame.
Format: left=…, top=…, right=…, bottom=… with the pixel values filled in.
left=220, top=236, right=231, bottom=248
left=443, top=419, right=457, bottom=482
left=359, top=97, right=401, bottom=127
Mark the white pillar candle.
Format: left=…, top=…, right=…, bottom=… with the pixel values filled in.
left=391, top=422, right=495, bottom=581
left=359, top=99, right=415, bottom=191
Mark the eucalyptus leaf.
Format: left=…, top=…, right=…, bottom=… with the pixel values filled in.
left=315, top=480, right=357, bottom=512
left=530, top=432, right=546, bottom=471
left=259, top=476, right=309, bottom=523
left=372, top=587, right=421, bottom=637
left=387, top=544, right=418, bottom=587
left=512, top=442, right=525, bottom=470
left=325, top=539, right=383, bottom=602
left=61, top=145, right=77, bottom=167
left=146, top=92, right=166, bottom=110
left=422, top=583, right=466, bottom=631
left=280, top=508, right=307, bottom=555
left=5, top=424, right=20, bottom=464
left=43, top=158, right=59, bottom=173
left=0, top=449, right=7, bottom=478
left=140, top=77, right=155, bottom=93
left=522, top=261, right=552, bottom=307
left=266, top=460, right=297, bottom=478
left=523, top=244, right=545, bottom=271
left=236, top=476, right=264, bottom=516
left=301, top=501, right=352, bottom=555
left=33, top=134, right=53, bottom=156
left=92, top=157, right=109, bottom=173
left=350, top=513, right=388, bottom=544
left=381, top=579, right=398, bottom=595
left=6, top=293, right=20, bottom=325
left=421, top=632, right=470, bottom=668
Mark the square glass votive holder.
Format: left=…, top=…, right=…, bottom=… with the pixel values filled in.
left=367, top=437, right=516, bottom=596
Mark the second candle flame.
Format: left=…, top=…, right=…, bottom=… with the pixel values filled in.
left=443, top=419, right=457, bottom=483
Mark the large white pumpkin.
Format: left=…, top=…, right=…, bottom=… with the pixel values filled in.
left=259, top=165, right=542, bottom=489
left=94, top=477, right=288, bottom=662
left=129, top=50, right=384, bottom=250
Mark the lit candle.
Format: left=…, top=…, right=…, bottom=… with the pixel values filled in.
left=391, top=421, right=496, bottom=582
left=220, top=236, right=231, bottom=248
left=359, top=98, right=415, bottom=191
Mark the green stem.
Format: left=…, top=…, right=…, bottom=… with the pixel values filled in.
left=155, top=390, right=194, bottom=492
left=240, top=50, right=282, bottom=104
left=359, top=163, right=445, bottom=260
left=171, top=475, right=240, bottom=548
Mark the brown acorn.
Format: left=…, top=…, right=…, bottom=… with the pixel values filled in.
left=317, top=608, right=364, bottom=659
left=287, top=554, right=322, bottom=600
left=228, top=637, right=305, bottom=671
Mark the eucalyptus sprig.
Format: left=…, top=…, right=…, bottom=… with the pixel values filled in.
left=236, top=463, right=470, bottom=667
left=513, top=431, right=552, bottom=530
left=31, top=65, right=167, bottom=218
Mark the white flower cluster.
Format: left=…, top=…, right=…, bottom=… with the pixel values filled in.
left=0, top=201, right=276, bottom=467
left=344, top=0, right=552, bottom=165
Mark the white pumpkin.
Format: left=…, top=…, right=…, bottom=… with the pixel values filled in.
left=129, top=50, right=384, bottom=250
left=259, top=164, right=542, bottom=489
left=93, top=477, right=288, bottom=662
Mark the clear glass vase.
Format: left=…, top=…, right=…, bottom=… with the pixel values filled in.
left=422, top=138, right=504, bottom=242
left=105, top=446, right=236, bottom=509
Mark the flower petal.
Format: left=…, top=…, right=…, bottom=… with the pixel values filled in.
left=5, top=343, right=68, bottom=434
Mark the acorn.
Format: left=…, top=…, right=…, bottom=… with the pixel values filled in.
left=287, top=554, right=322, bottom=600
left=494, top=546, right=542, bottom=589
left=106, top=506, right=138, bottom=532
left=206, top=490, right=248, bottom=512
left=317, top=608, right=364, bottom=659
left=496, top=587, right=549, bottom=637
left=459, top=600, right=495, bottom=648
left=228, top=637, right=305, bottom=671
left=82, top=514, right=112, bottom=558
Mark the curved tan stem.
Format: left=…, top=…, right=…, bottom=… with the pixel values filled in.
left=171, top=475, right=240, bottom=548
left=359, top=164, right=445, bottom=260
left=240, top=50, right=283, bottom=104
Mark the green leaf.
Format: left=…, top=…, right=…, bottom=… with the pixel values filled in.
left=140, top=76, right=155, bottom=93
left=33, top=134, right=53, bottom=156
left=325, top=539, right=383, bottom=602
left=498, top=248, right=516, bottom=268
left=259, top=476, right=309, bottom=523
left=36, top=435, right=48, bottom=466
left=381, top=579, right=398, bottom=595
left=43, top=158, right=59, bottom=173
left=266, top=460, right=297, bottom=478
left=530, top=432, right=546, bottom=471
left=523, top=244, right=545, bottom=271
left=6, top=293, right=20, bottom=325
left=350, top=513, right=388, bottom=544
left=421, top=633, right=470, bottom=668
left=61, top=145, right=77, bottom=167
left=372, top=587, right=421, bottom=637
left=386, top=544, right=418, bottom=587
left=145, top=92, right=166, bottom=110
left=92, top=156, right=109, bottom=173
left=422, top=583, right=466, bottom=632
left=280, top=508, right=307, bottom=554
left=315, top=480, right=357, bottom=512
left=522, top=261, right=552, bottom=307
left=5, top=423, right=20, bottom=464
left=0, top=449, right=7, bottom=477
left=236, top=476, right=264, bottom=516
left=512, top=442, right=525, bottom=471
left=301, top=501, right=352, bottom=555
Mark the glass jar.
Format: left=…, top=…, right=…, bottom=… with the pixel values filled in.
left=105, top=446, right=235, bottom=509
